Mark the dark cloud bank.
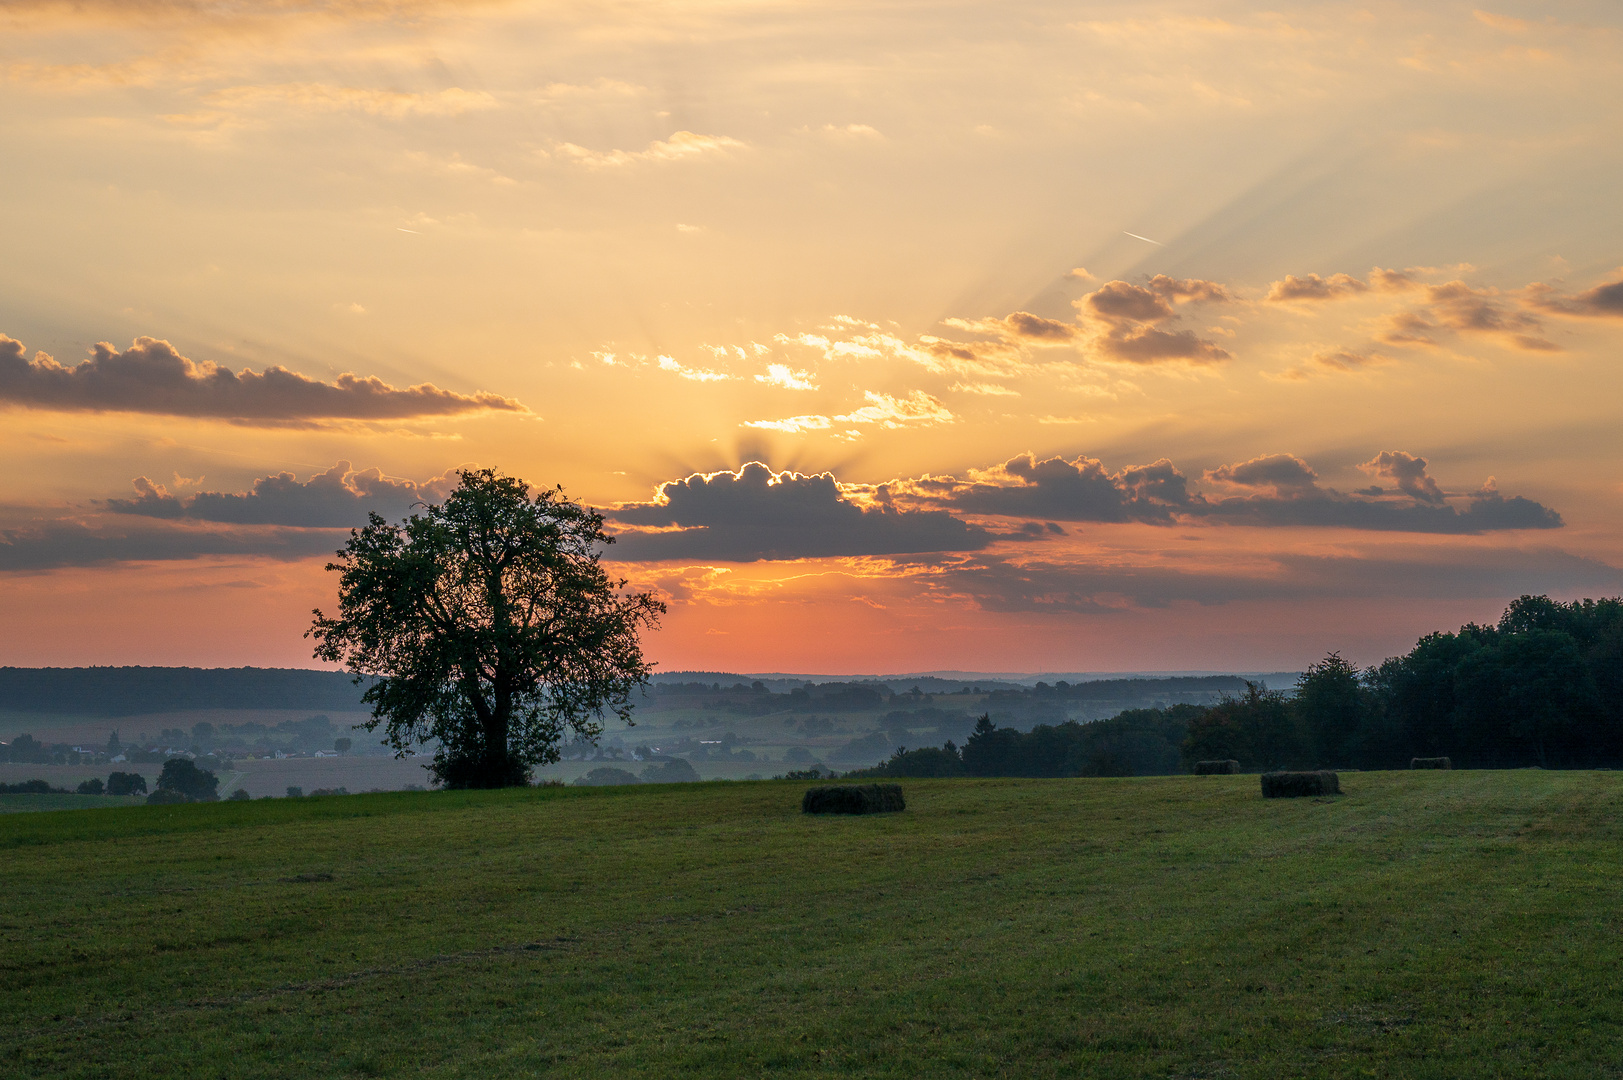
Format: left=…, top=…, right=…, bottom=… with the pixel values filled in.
left=105, top=462, right=454, bottom=527
left=608, top=462, right=992, bottom=561
left=5, top=448, right=1566, bottom=573
left=0, top=334, right=523, bottom=421
left=0, top=520, right=342, bottom=572
left=898, top=451, right=1558, bottom=536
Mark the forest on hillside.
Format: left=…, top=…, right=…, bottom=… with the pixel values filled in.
left=855, top=595, right=1623, bottom=779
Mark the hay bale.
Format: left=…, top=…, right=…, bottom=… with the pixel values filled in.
left=1194, top=759, right=1241, bottom=775
left=801, top=783, right=905, bottom=815
left=1410, top=756, right=1452, bottom=770
left=1260, top=770, right=1341, bottom=798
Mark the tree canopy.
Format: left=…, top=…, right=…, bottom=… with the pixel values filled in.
left=309, top=468, right=665, bottom=788
left=155, top=758, right=219, bottom=802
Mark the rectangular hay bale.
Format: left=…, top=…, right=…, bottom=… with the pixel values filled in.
left=1194, top=759, right=1241, bottom=775
left=1410, top=756, right=1452, bottom=770
left=1260, top=770, right=1341, bottom=798
left=801, top=783, right=905, bottom=815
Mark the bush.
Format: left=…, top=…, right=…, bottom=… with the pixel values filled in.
left=0, top=779, right=68, bottom=795
left=573, top=767, right=641, bottom=787
left=76, top=778, right=106, bottom=795
left=855, top=745, right=968, bottom=778
left=146, top=789, right=188, bottom=805
left=308, top=787, right=350, bottom=797
left=286, top=786, right=304, bottom=798
left=641, top=759, right=701, bottom=783
left=776, top=767, right=832, bottom=780
left=1411, top=756, right=1452, bottom=769
left=156, top=758, right=219, bottom=802
left=1193, top=759, right=1240, bottom=775
left=1260, top=771, right=1341, bottom=798
left=106, top=772, right=147, bottom=796
left=228, top=788, right=251, bottom=801
left=801, top=783, right=905, bottom=815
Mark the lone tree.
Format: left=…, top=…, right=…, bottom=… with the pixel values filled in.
left=308, top=468, right=665, bottom=789
left=156, top=758, right=219, bottom=802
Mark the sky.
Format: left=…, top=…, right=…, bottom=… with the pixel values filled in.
left=2, top=0, right=1621, bottom=674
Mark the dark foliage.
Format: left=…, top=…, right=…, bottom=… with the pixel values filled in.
left=1182, top=683, right=1306, bottom=771
left=801, top=783, right=905, bottom=814
left=228, top=788, right=252, bottom=800
left=156, top=758, right=219, bottom=802
left=0, top=779, right=69, bottom=794
left=853, top=745, right=969, bottom=778
left=106, top=771, right=147, bottom=796
left=573, top=767, right=642, bottom=786
left=76, top=778, right=106, bottom=795
left=640, top=758, right=701, bottom=783
left=0, top=734, right=50, bottom=765
left=309, top=468, right=664, bottom=789
left=957, top=707, right=1197, bottom=778
left=1294, top=653, right=1373, bottom=767
left=1262, top=595, right=1623, bottom=771
left=1260, top=770, right=1341, bottom=798
left=1410, top=756, right=1452, bottom=769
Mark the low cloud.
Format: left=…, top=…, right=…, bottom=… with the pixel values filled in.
left=0, top=334, right=525, bottom=422
left=899, top=452, right=1190, bottom=524
left=906, top=449, right=1560, bottom=535
left=1416, top=281, right=1558, bottom=352
left=1204, top=453, right=1321, bottom=496
left=915, top=544, right=1619, bottom=614
left=743, top=390, right=953, bottom=436
left=1276, top=349, right=1389, bottom=380
left=754, top=364, right=817, bottom=390
left=554, top=131, right=745, bottom=168
left=1266, top=272, right=1370, bottom=302
left=0, top=519, right=343, bottom=572
left=1074, top=277, right=1233, bottom=366
left=1195, top=449, right=1560, bottom=533
left=1527, top=274, right=1623, bottom=319
left=836, top=390, right=953, bottom=428
left=607, top=462, right=992, bottom=561
left=1360, top=450, right=1444, bottom=504
left=104, top=462, right=458, bottom=527
left=658, top=356, right=729, bottom=382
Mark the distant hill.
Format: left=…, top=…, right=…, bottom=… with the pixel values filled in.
left=0, top=667, right=368, bottom=716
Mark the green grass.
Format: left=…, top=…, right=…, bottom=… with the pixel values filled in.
left=4, top=771, right=1620, bottom=1078
left=0, top=793, right=147, bottom=814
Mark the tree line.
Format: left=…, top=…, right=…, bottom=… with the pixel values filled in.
left=856, top=595, right=1623, bottom=777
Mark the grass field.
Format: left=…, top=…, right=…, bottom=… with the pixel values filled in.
left=4, top=770, right=1620, bottom=1078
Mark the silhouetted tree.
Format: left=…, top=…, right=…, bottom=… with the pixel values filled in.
left=859, top=744, right=968, bottom=778
left=1182, top=682, right=1305, bottom=771
left=1293, top=653, right=1370, bottom=767
left=76, top=778, right=105, bottom=795
left=962, top=714, right=1024, bottom=776
left=309, top=468, right=665, bottom=789
left=105, top=771, right=147, bottom=796
left=156, top=758, right=219, bottom=802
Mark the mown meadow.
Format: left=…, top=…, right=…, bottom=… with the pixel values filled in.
left=4, top=771, right=1621, bottom=1078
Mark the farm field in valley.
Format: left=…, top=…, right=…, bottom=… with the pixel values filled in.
left=4, top=770, right=1620, bottom=1078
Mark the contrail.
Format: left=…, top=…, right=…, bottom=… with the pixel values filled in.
left=1123, top=231, right=1163, bottom=245
left=397, top=227, right=420, bottom=234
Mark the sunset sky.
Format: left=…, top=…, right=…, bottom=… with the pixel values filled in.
left=2, top=0, right=1621, bottom=674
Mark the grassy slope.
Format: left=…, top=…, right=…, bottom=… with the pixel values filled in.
left=3, top=772, right=1619, bottom=1079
